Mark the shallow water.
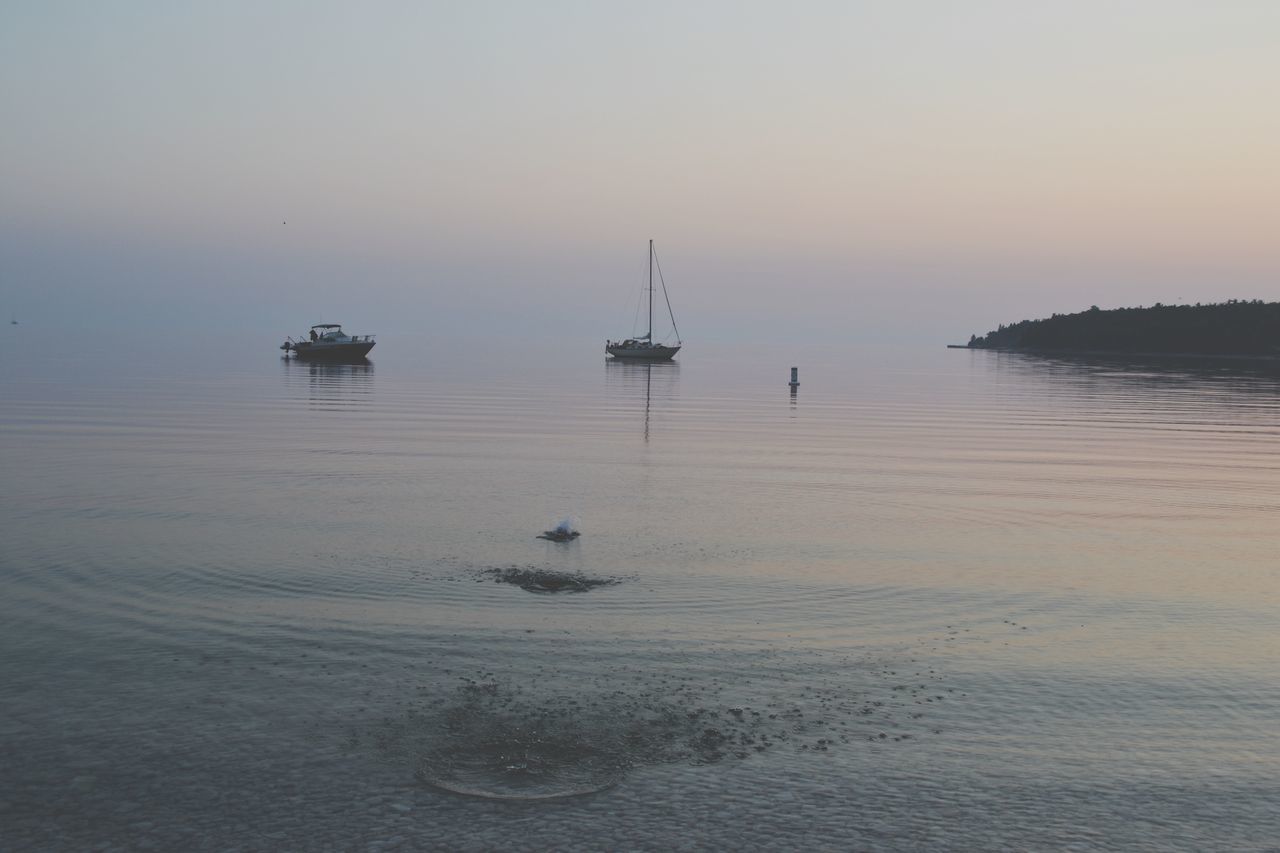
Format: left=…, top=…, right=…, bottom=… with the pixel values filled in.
left=2, top=330, right=1278, bottom=850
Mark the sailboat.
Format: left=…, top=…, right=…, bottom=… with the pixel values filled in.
left=606, top=240, right=682, bottom=361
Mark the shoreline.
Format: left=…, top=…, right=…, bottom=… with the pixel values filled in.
left=945, top=344, right=1280, bottom=363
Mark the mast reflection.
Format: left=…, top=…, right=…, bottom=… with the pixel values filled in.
left=605, top=358, right=680, bottom=441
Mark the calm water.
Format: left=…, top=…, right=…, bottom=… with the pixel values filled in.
left=2, top=329, right=1278, bottom=851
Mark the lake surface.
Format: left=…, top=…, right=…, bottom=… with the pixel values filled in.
left=2, top=329, right=1278, bottom=851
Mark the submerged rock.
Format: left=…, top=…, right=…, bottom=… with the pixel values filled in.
left=371, top=640, right=971, bottom=802
left=537, top=529, right=580, bottom=542
left=483, top=567, right=617, bottom=593
left=385, top=682, right=764, bottom=800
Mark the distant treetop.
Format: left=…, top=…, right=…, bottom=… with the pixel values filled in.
left=965, top=300, right=1280, bottom=357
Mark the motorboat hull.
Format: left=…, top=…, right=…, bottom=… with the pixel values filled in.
left=290, top=341, right=376, bottom=361
left=606, top=344, right=680, bottom=361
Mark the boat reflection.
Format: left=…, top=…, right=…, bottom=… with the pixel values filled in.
left=968, top=349, right=1280, bottom=432
left=604, top=358, right=680, bottom=441
left=282, top=356, right=374, bottom=409
left=984, top=349, right=1280, bottom=394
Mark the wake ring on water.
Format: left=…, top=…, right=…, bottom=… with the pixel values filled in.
left=415, top=740, right=623, bottom=800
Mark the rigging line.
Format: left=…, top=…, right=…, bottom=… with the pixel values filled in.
left=652, top=248, right=681, bottom=344
left=629, top=287, right=642, bottom=338
left=622, top=254, right=647, bottom=338
left=631, top=259, right=646, bottom=336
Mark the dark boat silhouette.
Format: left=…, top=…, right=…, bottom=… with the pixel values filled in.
left=606, top=240, right=682, bottom=361
left=281, top=324, right=375, bottom=360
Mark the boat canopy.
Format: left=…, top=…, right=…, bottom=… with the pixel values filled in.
left=311, top=324, right=343, bottom=329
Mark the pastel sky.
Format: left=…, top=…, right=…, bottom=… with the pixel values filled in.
left=2, top=1, right=1277, bottom=343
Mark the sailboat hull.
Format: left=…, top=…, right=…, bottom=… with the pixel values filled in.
left=606, top=343, right=680, bottom=361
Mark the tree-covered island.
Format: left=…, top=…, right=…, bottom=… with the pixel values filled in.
left=963, top=300, right=1280, bottom=357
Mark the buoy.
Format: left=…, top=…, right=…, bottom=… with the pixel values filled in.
left=788, top=367, right=799, bottom=387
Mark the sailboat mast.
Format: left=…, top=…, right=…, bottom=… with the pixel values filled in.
left=647, top=239, right=653, bottom=341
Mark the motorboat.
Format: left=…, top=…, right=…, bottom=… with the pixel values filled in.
left=281, top=324, right=375, bottom=360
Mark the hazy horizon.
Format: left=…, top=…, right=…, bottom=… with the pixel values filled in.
left=5, top=8, right=1280, bottom=846
left=3, top=2, right=1277, bottom=344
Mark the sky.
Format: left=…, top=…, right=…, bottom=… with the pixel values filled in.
left=2, top=1, right=1277, bottom=345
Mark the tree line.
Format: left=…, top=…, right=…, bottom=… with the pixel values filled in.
left=967, top=300, right=1280, bottom=356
